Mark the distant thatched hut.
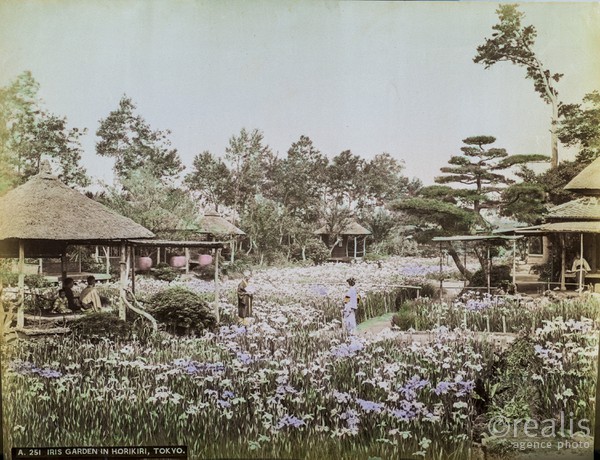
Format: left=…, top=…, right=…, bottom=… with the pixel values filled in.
left=314, top=220, right=371, bottom=260
left=0, top=165, right=155, bottom=326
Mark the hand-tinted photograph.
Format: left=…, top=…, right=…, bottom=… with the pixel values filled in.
left=0, top=2, right=598, bottom=459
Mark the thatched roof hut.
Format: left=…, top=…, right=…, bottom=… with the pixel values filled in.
left=314, top=220, right=372, bottom=236
left=0, top=168, right=154, bottom=257
left=565, top=157, right=600, bottom=195
left=197, top=210, right=245, bottom=236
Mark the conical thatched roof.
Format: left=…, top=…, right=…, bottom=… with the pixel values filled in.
left=314, top=220, right=372, bottom=236
left=197, top=210, right=245, bottom=236
left=546, top=197, right=600, bottom=221
left=565, top=157, right=600, bottom=195
left=0, top=171, right=155, bottom=241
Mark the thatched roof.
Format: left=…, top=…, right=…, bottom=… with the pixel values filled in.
left=539, top=221, right=600, bottom=234
left=565, top=157, right=600, bottom=195
left=196, top=210, right=245, bottom=236
left=0, top=170, right=155, bottom=242
left=314, top=220, right=372, bottom=236
left=545, top=197, right=600, bottom=221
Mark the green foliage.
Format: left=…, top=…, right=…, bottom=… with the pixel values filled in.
left=24, top=274, right=51, bottom=289
left=100, top=166, right=198, bottom=234
left=147, top=287, right=216, bottom=335
left=304, top=239, right=330, bottom=265
left=0, top=71, right=89, bottom=187
left=96, top=96, right=183, bottom=181
left=70, top=312, right=132, bottom=341
left=474, top=4, right=561, bottom=166
left=558, top=90, right=600, bottom=163
left=469, top=265, right=512, bottom=288
left=185, top=151, right=233, bottom=210
left=391, top=306, right=417, bottom=331
left=152, top=263, right=179, bottom=282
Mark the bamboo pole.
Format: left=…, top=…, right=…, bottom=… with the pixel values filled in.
left=104, top=246, right=110, bottom=276
left=185, top=247, right=190, bottom=275
left=363, top=237, right=366, bottom=257
left=17, top=241, right=25, bottom=328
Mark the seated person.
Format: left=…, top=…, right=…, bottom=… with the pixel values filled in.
left=51, top=289, right=73, bottom=314
left=571, top=253, right=591, bottom=273
left=62, top=277, right=82, bottom=311
left=569, top=252, right=592, bottom=290
left=80, top=276, right=102, bottom=312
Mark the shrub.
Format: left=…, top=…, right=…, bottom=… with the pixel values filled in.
left=391, top=306, right=417, bottom=330
left=305, top=239, right=330, bottom=265
left=152, top=263, right=179, bottom=282
left=24, top=274, right=51, bottom=289
left=147, top=287, right=216, bottom=335
left=470, top=265, right=512, bottom=289
left=70, top=312, right=132, bottom=341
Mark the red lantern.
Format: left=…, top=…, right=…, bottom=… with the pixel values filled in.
left=137, top=256, right=153, bottom=271
left=170, top=256, right=187, bottom=268
left=198, top=254, right=213, bottom=266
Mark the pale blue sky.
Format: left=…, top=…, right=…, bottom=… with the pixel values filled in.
left=1, top=1, right=598, bottom=186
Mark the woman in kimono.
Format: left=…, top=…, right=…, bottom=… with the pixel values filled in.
left=342, top=277, right=359, bottom=333
left=237, top=271, right=254, bottom=321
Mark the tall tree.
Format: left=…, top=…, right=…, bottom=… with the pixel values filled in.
left=435, top=136, right=547, bottom=217
left=0, top=71, right=89, bottom=188
left=361, top=153, right=411, bottom=207
left=185, top=151, right=233, bottom=211
left=224, top=128, right=273, bottom=218
left=474, top=4, right=562, bottom=168
left=326, top=150, right=365, bottom=206
left=269, top=135, right=328, bottom=219
left=557, top=91, right=600, bottom=164
left=96, top=96, right=183, bottom=182
left=100, top=166, right=197, bottom=236
left=394, top=135, right=547, bottom=279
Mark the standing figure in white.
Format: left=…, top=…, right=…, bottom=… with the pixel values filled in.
left=342, top=277, right=360, bottom=334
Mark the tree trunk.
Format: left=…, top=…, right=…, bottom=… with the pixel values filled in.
left=550, top=100, right=559, bottom=168
left=301, top=246, right=306, bottom=261
left=446, top=242, right=472, bottom=280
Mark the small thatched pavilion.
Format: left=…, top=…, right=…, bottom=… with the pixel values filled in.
left=0, top=165, right=155, bottom=327
left=314, top=220, right=371, bottom=260
left=196, top=210, right=245, bottom=262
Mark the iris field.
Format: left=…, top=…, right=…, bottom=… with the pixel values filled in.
left=3, top=258, right=598, bottom=459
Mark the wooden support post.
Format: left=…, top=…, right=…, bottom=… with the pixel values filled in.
left=157, top=247, right=161, bottom=265
left=104, top=246, right=110, bottom=276
left=214, top=248, right=221, bottom=323
left=439, top=242, right=443, bottom=300
left=61, top=252, right=67, bottom=283
left=363, top=237, right=366, bottom=257
left=185, top=247, right=190, bottom=275
left=231, top=240, right=235, bottom=263
left=354, top=236, right=357, bottom=259
left=512, top=239, right=517, bottom=291
left=487, top=245, right=491, bottom=294
left=17, top=241, right=25, bottom=328
left=38, top=258, right=42, bottom=275
left=119, top=242, right=127, bottom=321
left=579, top=232, right=584, bottom=291
left=560, top=234, right=566, bottom=290
left=131, top=245, right=136, bottom=295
